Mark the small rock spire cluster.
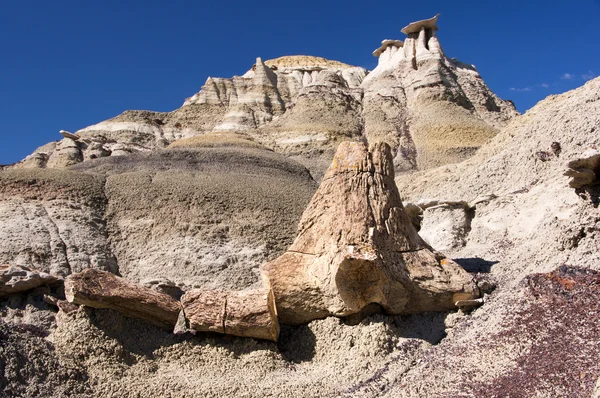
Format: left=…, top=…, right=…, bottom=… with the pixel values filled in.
left=372, top=14, right=443, bottom=71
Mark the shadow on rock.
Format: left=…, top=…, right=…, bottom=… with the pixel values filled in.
left=84, top=307, right=278, bottom=361
left=453, top=257, right=499, bottom=273
left=576, top=185, right=600, bottom=208
left=277, top=323, right=317, bottom=363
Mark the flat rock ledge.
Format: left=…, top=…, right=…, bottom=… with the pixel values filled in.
left=401, top=14, right=440, bottom=35
left=0, top=264, right=60, bottom=297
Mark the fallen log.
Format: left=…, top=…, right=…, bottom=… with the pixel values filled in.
left=181, top=289, right=279, bottom=342
left=64, top=269, right=181, bottom=330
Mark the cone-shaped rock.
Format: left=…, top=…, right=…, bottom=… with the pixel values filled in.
left=262, top=141, right=479, bottom=324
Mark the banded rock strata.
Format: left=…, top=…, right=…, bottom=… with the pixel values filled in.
left=13, top=15, right=517, bottom=181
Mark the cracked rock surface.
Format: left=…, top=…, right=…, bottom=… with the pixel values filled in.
left=263, top=141, right=478, bottom=324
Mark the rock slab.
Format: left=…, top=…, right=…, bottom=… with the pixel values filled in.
left=0, top=264, right=59, bottom=297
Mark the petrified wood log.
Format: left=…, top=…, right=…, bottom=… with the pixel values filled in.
left=64, top=269, right=181, bottom=330
left=262, top=142, right=479, bottom=325
left=181, top=289, right=279, bottom=342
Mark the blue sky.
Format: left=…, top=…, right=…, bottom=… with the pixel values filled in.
left=1, top=0, right=599, bottom=164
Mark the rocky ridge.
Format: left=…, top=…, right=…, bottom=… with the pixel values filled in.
left=12, top=15, right=517, bottom=181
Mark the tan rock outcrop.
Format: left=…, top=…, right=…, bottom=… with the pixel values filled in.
left=181, top=289, right=279, bottom=341
left=401, top=14, right=440, bottom=35
left=65, top=268, right=181, bottom=330
left=362, top=14, right=518, bottom=174
left=262, top=141, right=479, bottom=324
left=564, top=147, right=600, bottom=188
left=46, top=138, right=83, bottom=168
left=0, top=264, right=59, bottom=297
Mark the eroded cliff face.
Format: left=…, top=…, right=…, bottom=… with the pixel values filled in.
left=362, top=15, right=517, bottom=173
left=12, top=15, right=517, bottom=181
left=387, top=76, right=600, bottom=397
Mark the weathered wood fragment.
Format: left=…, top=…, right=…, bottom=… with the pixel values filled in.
left=181, top=289, right=279, bottom=342
left=64, top=269, right=181, bottom=330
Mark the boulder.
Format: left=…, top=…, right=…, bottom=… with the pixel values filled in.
left=262, top=141, right=479, bottom=324
left=418, top=201, right=473, bottom=251
left=0, top=264, right=59, bottom=297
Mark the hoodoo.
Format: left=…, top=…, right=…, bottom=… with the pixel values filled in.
left=361, top=14, right=517, bottom=174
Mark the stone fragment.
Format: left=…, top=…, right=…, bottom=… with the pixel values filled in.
left=64, top=269, right=181, bottom=330
left=57, top=300, right=79, bottom=314
left=455, top=298, right=484, bottom=310
left=181, top=289, right=279, bottom=342
left=43, top=294, right=59, bottom=307
left=564, top=148, right=600, bottom=188
left=173, top=309, right=192, bottom=335
left=262, top=141, right=479, bottom=325
left=0, top=264, right=59, bottom=297
left=401, top=14, right=440, bottom=35
left=59, top=130, right=80, bottom=141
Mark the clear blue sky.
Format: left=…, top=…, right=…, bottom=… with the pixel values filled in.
left=1, top=0, right=599, bottom=164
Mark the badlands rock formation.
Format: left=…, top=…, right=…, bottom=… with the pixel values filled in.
left=60, top=142, right=473, bottom=341
left=362, top=14, right=517, bottom=173
left=0, top=168, right=118, bottom=276
left=12, top=15, right=516, bottom=181
left=0, top=134, right=317, bottom=291
left=387, top=76, right=600, bottom=397
left=1, top=14, right=598, bottom=398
